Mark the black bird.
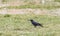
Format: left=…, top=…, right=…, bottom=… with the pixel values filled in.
left=29, top=19, right=43, bottom=27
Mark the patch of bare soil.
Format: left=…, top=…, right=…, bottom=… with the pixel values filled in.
left=0, top=8, right=60, bottom=16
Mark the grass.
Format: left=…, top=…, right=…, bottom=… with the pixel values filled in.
left=0, top=4, right=60, bottom=9
left=1, top=0, right=60, bottom=9
left=0, top=0, right=60, bottom=10
left=0, top=14, right=60, bottom=36
left=6, top=4, right=60, bottom=9
left=54, top=0, right=60, bottom=2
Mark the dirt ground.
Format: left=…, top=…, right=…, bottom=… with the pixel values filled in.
left=0, top=8, right=60, bottom=16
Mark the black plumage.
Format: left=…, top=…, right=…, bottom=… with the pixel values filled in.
left=30, top=19, right=43, bottom=27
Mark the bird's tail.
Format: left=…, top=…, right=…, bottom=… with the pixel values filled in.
left=39, top=24, right=43, bottom=27
left=41, top=25, right=43, bottom=27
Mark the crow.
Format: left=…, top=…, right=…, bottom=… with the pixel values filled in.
left=29, top=19, right=43, bottom=27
